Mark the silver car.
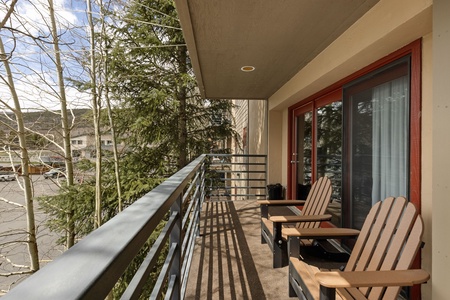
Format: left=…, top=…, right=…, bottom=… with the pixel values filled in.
left=0, top=171, right=16, bottom=182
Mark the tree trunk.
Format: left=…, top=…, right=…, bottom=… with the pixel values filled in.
left=177, top=47, right=188, bottom=169
left=87, top=0, right=102, bottom=228
left=0, top=37, right=40, bottom=272
left=104, top=63, right=123, bottom=212
left=48, top=0, right=75, bottom=248
left=101, top=4, right=123, bottom=212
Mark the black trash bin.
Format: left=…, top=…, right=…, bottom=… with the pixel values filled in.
left=267, top=183, right=283, bottom=200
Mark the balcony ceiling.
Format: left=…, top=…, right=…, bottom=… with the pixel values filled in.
left=175, top=0, right=380, bottom=100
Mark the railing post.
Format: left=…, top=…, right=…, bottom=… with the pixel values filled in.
left=170, top=195, right=182, bottom=300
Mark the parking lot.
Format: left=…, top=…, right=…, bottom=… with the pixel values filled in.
left=0, top=175, right=65, bottom=295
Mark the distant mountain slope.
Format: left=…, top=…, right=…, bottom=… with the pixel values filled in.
left=0, top=109, right=92, bottom=133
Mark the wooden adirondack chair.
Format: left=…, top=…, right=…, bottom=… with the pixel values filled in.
left=257, top=176, right=333, bottom=268
left=285, top=196, right=430, bottom=300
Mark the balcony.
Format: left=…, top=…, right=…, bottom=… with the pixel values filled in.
left=2, top=154, right=296, bottom=299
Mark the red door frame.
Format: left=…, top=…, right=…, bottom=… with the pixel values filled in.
left=288, top=89, right=342, bottom=199
left=288, top=39, right=421, bottom=211
left=287, top=39, right=422, bottom=297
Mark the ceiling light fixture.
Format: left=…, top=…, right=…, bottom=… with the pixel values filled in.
left=240, top=66, right=255, bottom=72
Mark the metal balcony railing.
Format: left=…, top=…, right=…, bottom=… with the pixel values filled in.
left=2, top=154, right=267, bottom=300
left=206, top=154, right=267, bottom=201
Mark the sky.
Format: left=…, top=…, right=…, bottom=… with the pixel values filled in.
left=0, top=0, right=94, bottom=112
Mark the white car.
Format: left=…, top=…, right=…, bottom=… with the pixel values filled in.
left=43, top=168, right=66, bottom=179
left=0, top=171, right=16, bottom=182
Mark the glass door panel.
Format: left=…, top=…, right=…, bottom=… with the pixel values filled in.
left=343, top=57, right=410, bottom=230
left=316, top=101, right=342, bottom=226
left=292, top=109, right=312, bottom=199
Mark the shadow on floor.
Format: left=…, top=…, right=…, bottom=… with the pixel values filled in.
left=185, top=200, right=293, bottom=300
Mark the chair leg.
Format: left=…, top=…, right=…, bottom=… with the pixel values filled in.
left=319, top=285, right=335, bottom=300
left=273, top=221, right=285, bottom=268
left=289, top=278, right=296, bottom=297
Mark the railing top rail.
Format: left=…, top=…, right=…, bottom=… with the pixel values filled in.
left=206, top=153, right=267, bottom=158
left=3, top=155, right=207, bottom=300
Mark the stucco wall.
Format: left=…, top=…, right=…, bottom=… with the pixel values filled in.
left=432, top=1, right=450, bottom=298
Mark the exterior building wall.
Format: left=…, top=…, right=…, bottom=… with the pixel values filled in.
left=432, top=1, right=450, bottom=298
left=421, top=32, right=433, bottom=298
left=232, top=99, right=267, bottom=199
left=70, top=134, right=122, bottom=161
left=248, top=0, right=435, bottom=297
left=232, top=99, right=249, bottom=154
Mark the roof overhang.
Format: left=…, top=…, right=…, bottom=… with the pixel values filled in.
left=174, top=0, right=380, bottom=100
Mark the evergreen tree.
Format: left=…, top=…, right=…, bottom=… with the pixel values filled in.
left=108, top=0, right=234, bottom=174
left=39, top=0, right=236, bottom=297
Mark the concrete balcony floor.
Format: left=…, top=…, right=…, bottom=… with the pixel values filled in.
left=185, top=200, right=293, bottom=300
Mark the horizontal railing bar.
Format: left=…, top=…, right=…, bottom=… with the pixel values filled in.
left=210, top=162, right=266, bottom=166
left=150, top=243, right=177, bottom=300
left=182, top=200, right=200, bottom=256
left=219, top=178, right=265, bottom=181
left=3, top=153, right=267, bottom=299
left=212, top=170, right=266, bottom=173
left=120, top=211, right=178, bottom=300
left=182, top=185, right=199, bottom=229
left=2, top=155, right=206, bottom=300
left=182, top=170, right=200, bottom=204
left=206, top=153, right=267, bottom=158
left=164, top=275, right=177, bottom=300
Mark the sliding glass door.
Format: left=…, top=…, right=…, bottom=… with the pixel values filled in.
left=343, top=56, right=410, bottom=229
left=290, top=92, right=342, bottom=227
left=291, top=105, right=313, bottom=200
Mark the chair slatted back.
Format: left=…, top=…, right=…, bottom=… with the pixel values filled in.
left=298, top=176, right=332, bottom=229
left=343, top=196, right=423, bottom=299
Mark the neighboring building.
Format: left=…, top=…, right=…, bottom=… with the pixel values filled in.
left=175, top=0, right=446, bottom=298
left=71, top=134, right=123, bottom=161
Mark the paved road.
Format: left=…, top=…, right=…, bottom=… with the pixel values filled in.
left=0, top=175, right=66, bottom=295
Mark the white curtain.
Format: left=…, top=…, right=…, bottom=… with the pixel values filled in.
left=371, top=76, right=409, bottom=204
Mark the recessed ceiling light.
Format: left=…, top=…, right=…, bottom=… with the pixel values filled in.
left=240, top=66, right=255, bottom=72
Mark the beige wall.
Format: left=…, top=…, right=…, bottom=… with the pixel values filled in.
left=263, top=0, right=435, bottom=298
left=432, top=1, right=450, bottom=299
left=232, top=99, right=249, bottom=154
left=247, top=100, right=267, bottom=155
left=267, top=110, right=283, bottom=186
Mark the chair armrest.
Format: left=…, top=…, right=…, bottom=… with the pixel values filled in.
left=270, top=214, right=332, bottom=223
left=315, top=269, right=430, bottom=288
left=257, top=200, right=306, bottom=206
left=283, top=227, right=360, bottom=239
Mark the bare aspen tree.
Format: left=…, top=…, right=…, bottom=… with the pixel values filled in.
left=0, top=37, right=40, bottom=272
left=47, top=0, right=76, bottom=247
left=0, top=0, right=17, bottom=29
left=99, top=1, right=123, bottom=212
left=86, top=0, right=102, bottom=228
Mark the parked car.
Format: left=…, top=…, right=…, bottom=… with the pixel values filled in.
left=0, top=171, right=16, bottom=182
left=43, top=168, right=66, bottom=179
